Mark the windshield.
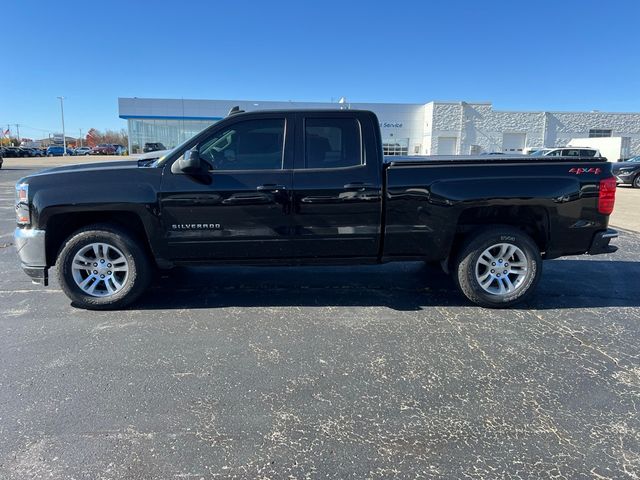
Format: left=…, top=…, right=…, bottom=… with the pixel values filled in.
left=529, top=150, right=549, bottom=156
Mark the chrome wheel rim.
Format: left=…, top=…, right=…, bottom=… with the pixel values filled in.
left=475, top=243, right=528, bottom=296
left=71, top=243, right=129, bottom=297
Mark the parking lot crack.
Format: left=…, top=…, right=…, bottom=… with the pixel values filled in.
left=531, top=312, right=621, bottom=368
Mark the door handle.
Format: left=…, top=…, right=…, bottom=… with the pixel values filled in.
left=343, top=182, right=376, bottom=190
left=256, top=184, right=287, bottom=191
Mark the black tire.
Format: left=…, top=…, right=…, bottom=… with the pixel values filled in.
left=56, top=224, right=152, bottom=310
left=633, top=174, right=640, bottom=189
left=453, top=226, right=542, bottom=308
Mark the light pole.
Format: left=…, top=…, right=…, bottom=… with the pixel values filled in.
left=57, top=96, right=66, bottom=155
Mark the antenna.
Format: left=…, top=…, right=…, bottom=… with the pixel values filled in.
left=227, top=106, right=245, bottom=116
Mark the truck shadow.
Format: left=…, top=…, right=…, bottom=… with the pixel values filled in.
left=134, top=259, right=640, bottom=311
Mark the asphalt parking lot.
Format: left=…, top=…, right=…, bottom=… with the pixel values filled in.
left=1, top=157, right=639, bottom=479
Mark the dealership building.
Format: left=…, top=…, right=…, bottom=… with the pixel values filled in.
left=118, top=97, right=640, bottom=158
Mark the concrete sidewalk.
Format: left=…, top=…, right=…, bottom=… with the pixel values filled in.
left=611, top=186, right=640, bottom=233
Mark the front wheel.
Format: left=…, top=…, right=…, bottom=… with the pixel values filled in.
left=633, top=174, right=640, bottom=189
left=454, top=227, right=542, bottom=308
left=57, top=224, right=152, bottom=309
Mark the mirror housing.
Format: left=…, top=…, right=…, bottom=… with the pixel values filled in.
left=178, top=148, right=202, bottom=173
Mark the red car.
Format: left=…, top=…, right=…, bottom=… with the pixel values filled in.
left=90, top=144, right=116, bottom=155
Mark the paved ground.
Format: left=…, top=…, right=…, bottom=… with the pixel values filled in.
left=0, top=158, right=639, bottom=479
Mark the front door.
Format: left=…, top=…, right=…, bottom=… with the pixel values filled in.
left=290, top=112, right=383, bottom=259
left=159, top=114, right=294, bottom=260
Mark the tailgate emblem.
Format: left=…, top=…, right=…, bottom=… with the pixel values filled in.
left=569, top=167, right=602, bottom=175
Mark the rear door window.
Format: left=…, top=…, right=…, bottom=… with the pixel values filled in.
left=304, top=118, right=362, bottom=169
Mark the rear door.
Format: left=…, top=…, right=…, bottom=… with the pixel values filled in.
left=290, top=112, right=383, bottom=258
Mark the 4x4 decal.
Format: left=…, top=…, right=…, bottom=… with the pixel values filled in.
left=569, top=167, right=602, bottom=175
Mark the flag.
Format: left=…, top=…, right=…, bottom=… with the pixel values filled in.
left=3, top=128, right=9, bottom=137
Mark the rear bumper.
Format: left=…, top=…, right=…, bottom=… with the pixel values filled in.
left=14, top=228, right=49, bottom=285
left=588, top=228, right=618, bottom=255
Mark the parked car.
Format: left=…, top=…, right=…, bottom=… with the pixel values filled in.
left=0, top=153, right=3, bottom=169
left=46, top=145, right=72, bottom=156
left=75, top=147, right=92, bottom=156
left=612, top=156, right=640, bottom=188
left=13, top=109, right=618, bottom=310
left=91, top=144, right=116, bottom=155
left=530, top=147, right=600, bottom=157
left=4, top=146, right=29, bottom=157
left=143, top=142, right=166, bottom=153
left=20, top=147, right=44, bottom=157
left=113, top=144, right=127, bottom=155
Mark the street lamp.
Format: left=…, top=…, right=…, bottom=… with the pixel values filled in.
left=57, top=96, right=66, bottom=155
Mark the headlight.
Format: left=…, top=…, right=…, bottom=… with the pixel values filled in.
left=15, top=183, right=30, bottom=225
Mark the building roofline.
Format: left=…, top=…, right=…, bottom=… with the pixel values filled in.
left=429, top=100, right=493, bottom=105
left=119, top=114, right=224, bottom=121
left=117, top=97, right=428, bottom=107
left=117, top=98, right=640, bottom=116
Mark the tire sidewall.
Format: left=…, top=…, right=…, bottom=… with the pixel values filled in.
left=633, top=174, right=640, bottom=188
left=456, top=228, right=541, bottom=308
left=57, top=226, right=149, bottom=309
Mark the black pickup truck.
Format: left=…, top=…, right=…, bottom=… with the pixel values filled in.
left=14, top=109, right=618, bottom=309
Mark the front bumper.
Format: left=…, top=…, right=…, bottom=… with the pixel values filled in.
left=588, top=228, right=618, bottom=255
left=615, top=172, right=636, bottom=184
left=14, top=228, right=48, bottom=285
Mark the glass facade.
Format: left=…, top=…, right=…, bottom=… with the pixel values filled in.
left=382, top=138, right=409, bottom=155
left=127, top=118, right=219, bottom=153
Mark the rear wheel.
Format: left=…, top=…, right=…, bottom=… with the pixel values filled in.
left=57, top=224, right=151, bottom=310
left=454, top=227, right=541, bottom=308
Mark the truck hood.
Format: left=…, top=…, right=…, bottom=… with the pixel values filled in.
left=28, top=160, right=145, bottom=177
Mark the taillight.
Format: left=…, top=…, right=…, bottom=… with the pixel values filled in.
left=598, top=177, right=616, bottom=215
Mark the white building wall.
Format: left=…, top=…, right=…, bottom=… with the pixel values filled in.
left=547, top=112, right=640, bottom=155
left=429, top=102, right=640, bottom=156
left=431, top=103, right=464, bottom=154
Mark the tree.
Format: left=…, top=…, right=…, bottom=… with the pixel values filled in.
left=85, top=128, right=100, bottom=147
left=1, top=137, right=20, bottom=146
left=85, top=128, right=128, bottom=148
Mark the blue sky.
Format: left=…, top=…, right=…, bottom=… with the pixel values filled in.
left=2, top=0, right=639, bottom=140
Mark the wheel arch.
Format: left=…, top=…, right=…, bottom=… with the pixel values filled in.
left=454, top=205, right=549, bottom=251
left=45, top=211, right=156, bottom=267
left=441, top=206, right=549, bottom=272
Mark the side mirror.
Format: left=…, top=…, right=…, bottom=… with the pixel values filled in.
left=178, top=148, right=202, bottom=173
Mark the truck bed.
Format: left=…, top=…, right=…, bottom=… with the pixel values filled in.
left=382, top=155, right=613, bottom=262
left=384, top=154, right=607, bottom=166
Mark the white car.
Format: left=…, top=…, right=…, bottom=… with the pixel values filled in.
left=74, top=147, right=92, bottom=156
left=529, top=147, right=600, bottom=157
